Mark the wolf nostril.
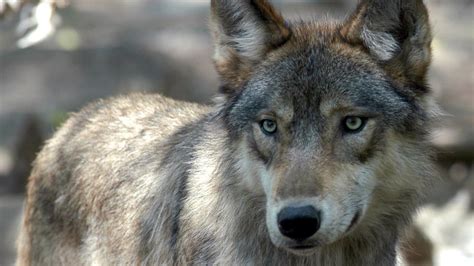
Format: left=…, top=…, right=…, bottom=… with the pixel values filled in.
left=277, top=205, right=321, bottom=241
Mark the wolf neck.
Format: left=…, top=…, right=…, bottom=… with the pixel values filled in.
left=174, top=118, right=400, bottom=265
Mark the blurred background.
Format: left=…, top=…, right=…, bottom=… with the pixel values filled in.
left=0, top=0, right=472, bottom=265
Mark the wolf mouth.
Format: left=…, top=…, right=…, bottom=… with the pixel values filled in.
left=346, top=211, right=361, bottom=232
left=291, top=245, right=315, bottom=250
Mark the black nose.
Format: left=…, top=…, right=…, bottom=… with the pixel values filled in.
left=277, top=205, right=321, bottom=241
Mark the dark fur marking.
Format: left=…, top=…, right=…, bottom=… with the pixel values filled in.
left=218, top=84, right=234, bottom=95
left=170, top=173, right=188, bottom=264
left=248, top=0, right=292, bottom=49
left=248, top=134, right=270, bottom=164
left=358, top=126, right=385, bottom=163
left=193, top=234, right=218, bottom=264
left=138, top=117, right=209, bottom=263
left=221, top=80, right=265, bottom=135
left=387, top=82, right=429, bottom=135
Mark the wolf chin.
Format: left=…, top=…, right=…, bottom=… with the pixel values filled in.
left=17, top=0, right=438, bottom=265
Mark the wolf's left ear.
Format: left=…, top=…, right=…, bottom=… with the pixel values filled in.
left=210, top=0, right=291, bottom=93
left=341, top=0, right=432, bottom=90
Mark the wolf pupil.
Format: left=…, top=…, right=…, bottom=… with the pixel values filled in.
left=261, top=120, right=277, bottom=134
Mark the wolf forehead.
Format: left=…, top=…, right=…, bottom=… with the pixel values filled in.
left=224, top=23, right=422, bottom=132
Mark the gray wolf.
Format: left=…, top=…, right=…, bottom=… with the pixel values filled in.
left=17, top=0, right=438, bottom=265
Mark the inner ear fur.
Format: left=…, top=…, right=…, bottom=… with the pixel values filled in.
left=340, top=0, right=432, bottom=92
left=210, top=0, right=291, bottom=93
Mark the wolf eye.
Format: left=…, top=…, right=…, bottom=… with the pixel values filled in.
left=343, top=116, right=367, bottom=133
left=260, top=119, right=277, bottom=135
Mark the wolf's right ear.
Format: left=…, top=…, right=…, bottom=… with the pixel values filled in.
left=210, top=0, right=291, bottom=93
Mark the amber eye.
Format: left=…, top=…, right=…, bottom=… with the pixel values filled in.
left=260, top=119, right=277, bottom=135
left=343, top=116, right=367, bottom=133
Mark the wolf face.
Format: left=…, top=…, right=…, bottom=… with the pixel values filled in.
left=211, top=0, right=434, bottom=255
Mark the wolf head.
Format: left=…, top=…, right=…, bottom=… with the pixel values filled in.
left=210, top=0, right=435, bottom=255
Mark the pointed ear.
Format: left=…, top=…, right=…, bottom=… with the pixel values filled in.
left=340, top=0, right=432, bottom=90
left=210, top=0, right=291, bottom=93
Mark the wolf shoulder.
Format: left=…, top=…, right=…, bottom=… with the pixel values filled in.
left=66, top=92, right=210, bottom=139
left=32, top=93, right=210, bottom=185
left=55, top=92, right=208, bottom=147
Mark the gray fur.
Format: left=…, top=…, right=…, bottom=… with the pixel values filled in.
left=17, top=1, right=437, bottom=265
